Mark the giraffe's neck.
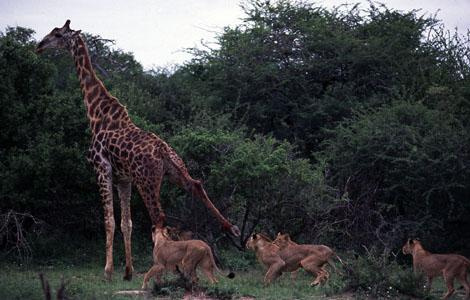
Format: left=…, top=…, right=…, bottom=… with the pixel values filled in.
left=70, top=36, right=133, bottom=135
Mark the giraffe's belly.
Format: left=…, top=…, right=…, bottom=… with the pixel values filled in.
left=110, top=159, right=132, bottom=181
left=104, top=128, right=166, bottom=182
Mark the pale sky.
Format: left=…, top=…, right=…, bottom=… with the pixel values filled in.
left=1, top=0, right=469, bottom=70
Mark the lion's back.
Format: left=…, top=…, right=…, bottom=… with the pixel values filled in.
left=419, top=253, right=469, bottom=276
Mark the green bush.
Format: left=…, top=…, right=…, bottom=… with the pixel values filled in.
left=219, top=248, right=256, bottom=272
left=342, top=249, right=433, bottom=299
left=319, top=101, right=470, bottom=251
left=166, top=126, right=333, bottom=246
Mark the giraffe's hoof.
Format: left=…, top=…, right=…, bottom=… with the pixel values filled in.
left=123, top=265, right=133, bottom=281
left=104, top=270, right=113, bottom=282
left=123, top=273, right=132, bottom=281
left=230, top=225, right=241, bottom=237
left=123, top=271, right=133, bottom=281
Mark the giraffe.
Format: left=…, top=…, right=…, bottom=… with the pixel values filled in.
left=36, top=20, right=240, bottom=281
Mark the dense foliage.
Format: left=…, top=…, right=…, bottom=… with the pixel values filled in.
left=1, top=1, right=469, bottom=260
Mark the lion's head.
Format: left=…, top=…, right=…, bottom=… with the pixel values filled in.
left=246, top=233, right=273, bottom=250
left=151, top=226, right=171, bottom=244
left=273, top=232, right=291, bottom=249
left=402, top=238, right=421, bottom=255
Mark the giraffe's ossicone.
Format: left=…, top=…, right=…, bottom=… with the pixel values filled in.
left=36, top=20, right=240, bottom=282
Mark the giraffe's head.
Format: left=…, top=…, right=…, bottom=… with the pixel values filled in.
left=36, top=20, right=81, bottom=53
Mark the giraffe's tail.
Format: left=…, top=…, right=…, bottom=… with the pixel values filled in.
left=190, top=179, right=240, bottom=237
left=164, top=150, right=240, bottom=237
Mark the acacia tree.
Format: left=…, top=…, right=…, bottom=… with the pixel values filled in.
left=181, top=1, right=459, bottom=156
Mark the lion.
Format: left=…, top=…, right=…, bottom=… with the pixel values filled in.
left=166, top=225, right=194, bottom=241
left=141, top=226, right=234, bottom=289
left=273, top=233, right=343, bottom=286
left=246, top=233, right=302, bottom=284
left=402, top=238, right=470, bottom=299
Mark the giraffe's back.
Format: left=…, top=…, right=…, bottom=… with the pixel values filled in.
left=101, top=126, right=185, bottom=183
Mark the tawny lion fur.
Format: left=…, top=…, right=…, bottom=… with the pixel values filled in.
left=166, top=226, right=194, bottom=241
left=142, top=227, right=227, bottom=289
left=246, top=233, right=299, bottom=284
left=402, top=239, right=470, bottom=300
left=273, top=233, right=342, bottom=286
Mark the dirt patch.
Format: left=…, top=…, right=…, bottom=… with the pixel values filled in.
left=113, top=290, right=154, bottom=299
left=183, top=290, right=255, bottom=300
left=323, top=292, right=355, bottom=300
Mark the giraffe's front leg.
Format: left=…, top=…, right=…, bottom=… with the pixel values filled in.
left=117, top=180, right=133, bottom=281
left=94, top=158, right=115, bottom=281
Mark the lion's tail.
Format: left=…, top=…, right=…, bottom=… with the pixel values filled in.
left=208, top=247, right=235, bottom=279
left=463, top=256, right=470, bottom=269
left=334, top=253, right=345, bottom=266
left=327, top=253, right=345, bottom=276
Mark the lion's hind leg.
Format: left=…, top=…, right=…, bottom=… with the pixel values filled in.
left=442, top=269, right=456, bottom=300
left=181, top=247, right=205, bottom=285
left=318, top=265, right=330, bottom=285
left=456, top=267, right=469, bottom=300
left=200, top=253, right=218, bottom=284
left=300, top=255, right=324, bottom=286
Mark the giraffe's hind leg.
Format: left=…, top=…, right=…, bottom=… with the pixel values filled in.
left=92, top=157, right=115, bottom=281
left=117, top=180, right=133, bottom=281
left=134, top=160, right=166, bottom=227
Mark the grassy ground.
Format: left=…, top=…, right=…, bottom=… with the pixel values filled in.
left=0, top=262, right=339, bottom=299
left=0, top=238, right=465, bottom=300
left=1, top=260, right=467, bottom=299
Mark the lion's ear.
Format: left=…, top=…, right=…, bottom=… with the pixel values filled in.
left=252, top=233, right=258, bottom=239
left=152, top=225, right=156, bottom=233
left=162, top=227, right=170, bottom=237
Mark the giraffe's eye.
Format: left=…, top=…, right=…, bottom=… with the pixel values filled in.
left=54, top=33, right=63, bottom=38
